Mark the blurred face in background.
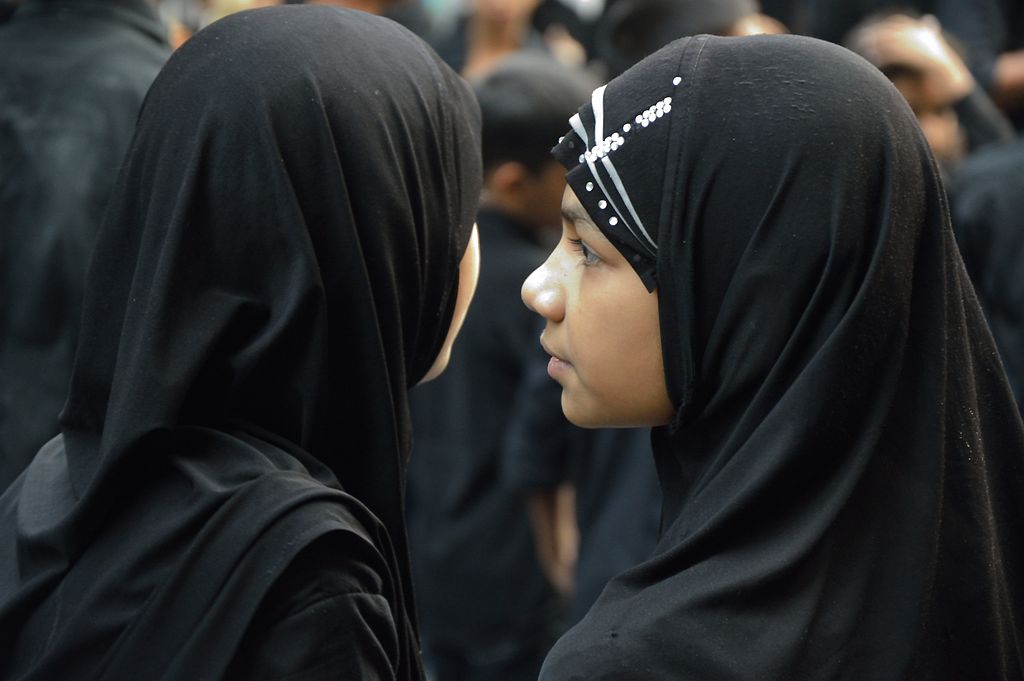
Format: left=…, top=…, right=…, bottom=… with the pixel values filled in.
left=306, top=0, right=389, bottom=13
left=726, top=12, right=788, bottom=36
left=524, top=162, right=570, bottom=234
left=891, top=72, right=966, bottom=169
left=204, top=0, right=282, bottom=23
left=472, top=0, right=540, bottom=25
left=482, top=160, right=569, bottom=237
left=845, top=14, right=971, bottom=171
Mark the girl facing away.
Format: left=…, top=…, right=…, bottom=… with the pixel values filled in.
left=0, top=7, right=481, bottom=680
left=524, top=34, right=1024, bottom=680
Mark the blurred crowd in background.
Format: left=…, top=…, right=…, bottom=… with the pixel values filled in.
left=2, top=1, right=1023, bottom=680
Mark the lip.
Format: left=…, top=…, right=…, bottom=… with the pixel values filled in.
left=539, top=335, right=566, bottom=362
left=540, top=335, right=572, bottom=379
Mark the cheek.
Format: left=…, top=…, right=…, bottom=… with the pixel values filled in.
left=599, top=326, right=670, bottom=423
left=566, top=284, right=671, bottom=426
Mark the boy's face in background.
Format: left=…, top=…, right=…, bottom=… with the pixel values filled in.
left=485, top=160, right=568, bottom=238
left=521, top=161, right=570, bottom=234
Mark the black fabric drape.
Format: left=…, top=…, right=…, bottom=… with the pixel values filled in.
left=546, top=34, right=1024, bottom=680
left=0, top=0, right=170, bottom=491
left=0, top=7, right=481, bottom=680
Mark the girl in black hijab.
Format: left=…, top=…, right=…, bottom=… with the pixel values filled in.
left=523, top=33, right=1024, bottom=680
left=0, top=6, right=482, bottom=680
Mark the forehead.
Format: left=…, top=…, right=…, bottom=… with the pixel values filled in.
left=561, top=186, right=599, bottom=233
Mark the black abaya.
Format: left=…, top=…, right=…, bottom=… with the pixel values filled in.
left=544, top=34, right=1024, bottom=680
left=0, top=7, right=481, bottom=680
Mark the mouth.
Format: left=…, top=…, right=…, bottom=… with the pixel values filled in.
left=540, top=335, right=572, bottom=379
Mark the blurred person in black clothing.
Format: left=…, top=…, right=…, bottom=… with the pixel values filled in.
left=934, top=0, right=1024, bottom=126
left=432, top=0, right=588, bottom=79
left=0, top=0, right=170, bottom=491
left=406, top=53, right=594, bottom=681
left=784, top=0, right=1024, bottom=125
left=285, top=0, right=433, bottom=37
left=0, top=0, right=18, bottom=21
left=502, top=357, right=661, bottom=626
left=951, top=140, right=1024, bottom=412
left=846, top=12, right=1014, bottom=176
left=591, top=0, right=785, bottom=79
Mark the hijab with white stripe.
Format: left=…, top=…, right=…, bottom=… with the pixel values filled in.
left=546, top=33, right=1024, bottom=681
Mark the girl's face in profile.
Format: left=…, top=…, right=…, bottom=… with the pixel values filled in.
left=522, top=187, right=674, bottom=428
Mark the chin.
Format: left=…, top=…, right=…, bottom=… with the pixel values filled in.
left=561, top=393, right=673, bottom=429
left=560, top=394, right=598, bottom=428
left=563, top=412, right=604, bottom=429
left=561, top=395, right=624, bottom=429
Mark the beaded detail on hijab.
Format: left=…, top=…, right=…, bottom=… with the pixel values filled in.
left=552, top=75, right=686, bottom=290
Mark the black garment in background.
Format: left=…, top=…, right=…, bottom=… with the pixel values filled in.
left=0, top=0, right=169, bottom=492
left=787, top=0, right=899, bottom=42
left=0, top=7, right=481, bottom=681
left=503, top=357, right=660, bottom=625
left=564, top=428, right=658, bottom=624
left=791, top=0, right=947, bottom=43
left=532, top=0, right=592, bottom=54
left=951, top=139, right=1024, bottom=410
left=758, top=0, right=801, bottom=27
left=591, top=0, right=756, bottom=79
left=285, top=0, right=433, bottom=37
left=953, top=85, right=1016, bottom=153
left=942, top=0, right=1024, bottom=129
left=547, top=34, right=1024, bottom=679
left=793, top=0, right=1024, bottom=113
left=385, top=0, right=433, bottom=38
left=931, top=0, right=1024, bottom=97
left=932, top=84, right=1014, bottom=183
left=407, top=208, right=558, bottom=681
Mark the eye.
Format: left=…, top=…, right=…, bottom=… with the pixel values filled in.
left=569, top=237, right=600, bottom=266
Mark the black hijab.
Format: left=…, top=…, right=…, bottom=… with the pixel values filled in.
left=0, top=7, right=481, bottom=679
left=546, top=34, right=1024, bottom=680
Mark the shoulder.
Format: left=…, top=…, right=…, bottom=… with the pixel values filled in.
left=226, top=533, right=402, bottom=681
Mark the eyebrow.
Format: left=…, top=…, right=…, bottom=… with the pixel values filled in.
left=561, top=202, right=600, bottom=233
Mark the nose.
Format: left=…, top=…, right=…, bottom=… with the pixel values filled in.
left=522, top=254, right=565, bottom=322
